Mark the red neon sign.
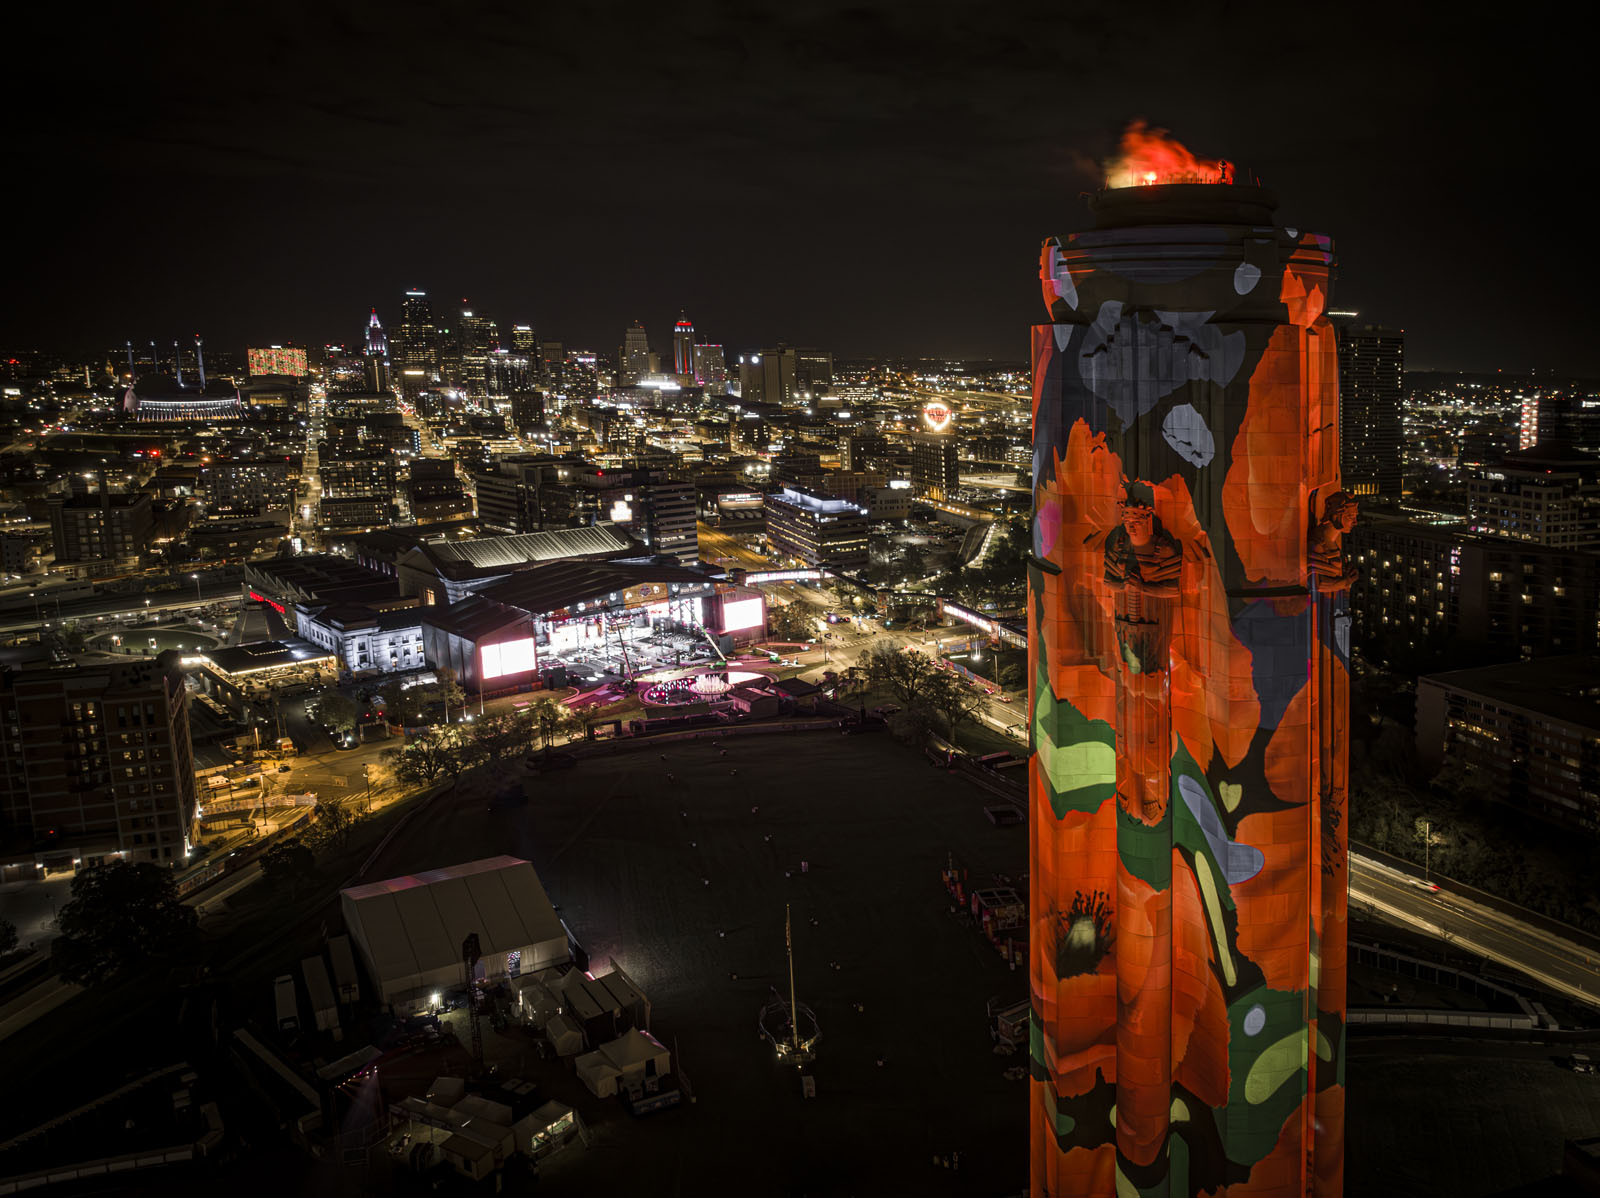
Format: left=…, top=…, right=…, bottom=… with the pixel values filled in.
left=248, top=590, right=285, bottom=614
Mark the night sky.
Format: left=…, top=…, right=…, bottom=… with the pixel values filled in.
left=6, top=2, right=1590, bottom=373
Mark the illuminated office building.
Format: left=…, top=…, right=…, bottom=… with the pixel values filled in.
left=673, top=315, right=695, bottom=379
left=1332, top=317, right=1403, bottom=499
left=396, top=289, right=437, bottom=380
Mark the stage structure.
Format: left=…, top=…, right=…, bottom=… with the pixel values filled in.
left=1029, top=134, right=1352, bottom=1196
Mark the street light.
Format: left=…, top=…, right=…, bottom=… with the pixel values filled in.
left=192, top=573, right=202, bottom=604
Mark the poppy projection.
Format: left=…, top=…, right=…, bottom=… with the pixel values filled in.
left=1029, top=129, right=1351, bottom=1197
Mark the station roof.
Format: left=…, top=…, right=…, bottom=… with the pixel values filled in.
left=247, top=554, right=399, bottom=604
left=480, top=559, right=712, bottom=617
left=404, top=523, right=634, bottom=581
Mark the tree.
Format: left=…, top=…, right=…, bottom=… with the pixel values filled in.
left=527, top=696, right=572, bottom=750
left=467, top=711, right=525, bottom=764
left=51, top=860, right=198, bottom=985
left=320, top=693, right=360, bottom=735
left=378, top=678, right=428, bottom=728
left=0, top=917, right=17, bottom=957
left=259, top=837, right=318, bottom=896
left=569, top=699, right=625, bottom=742
left=859, top=642, right=940, bottom=710
left=431, top=667, right=466, bottom=721
left=310, top=799, right=354, bottom=851
left=765, top=602, right=818, bottom=644
left=383, top=729, right=462, bottom=787
left=926, top=669, right=986, bottom=743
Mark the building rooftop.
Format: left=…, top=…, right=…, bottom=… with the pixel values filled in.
left=407, top=523, right=635, bottom=580
left=348, top=521, right=480, bottom=566
left=418, top=594, right=531, bottom=642
left=246, top=554, right=399, bottom=604
left=203, top=638, right=335, bottom=676
left=1420, top=656, right=1600, bottom=730
left=479, top=559, right=711, bottom=617
left=299, top=602, right=422, bottom=634
left=770, top=486, right=865, bottom=516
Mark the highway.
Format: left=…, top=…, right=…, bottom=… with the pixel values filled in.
left=0, top=576, right=241, bottom=636
left=1349, top=855, right=1600, bottom=1009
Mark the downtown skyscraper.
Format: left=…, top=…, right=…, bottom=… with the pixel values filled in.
left=1332, top=317, right=1404, bottom=499
left=396, top=289, right=437, bottom=381
left=1030, top=168, right=1350, bottom=1195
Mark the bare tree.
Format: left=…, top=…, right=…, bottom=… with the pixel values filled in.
left=859, top=642, right=941, bottom=710
left=926, top=669, right=986, bottom=743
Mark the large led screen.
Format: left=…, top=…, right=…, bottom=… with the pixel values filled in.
left=481, top=637, right=537, bottom=680
left=247, top=346, right=309, bottom=377
left=720, top=596, right=764, bottom=633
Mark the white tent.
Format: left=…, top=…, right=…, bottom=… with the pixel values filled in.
left=513, top=978, right=560, bottom=1027
left=575, top=1050, right=622, bottom=1099
left=545, top=1013, right=584, bottom=1057
left=428, top=1076, right=466, bottom=1107
left=340, top=856, right=570, bottom=1009
left=599, top=1027, right=671, bottom=1088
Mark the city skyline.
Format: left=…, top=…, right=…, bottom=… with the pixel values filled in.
left=4, top=3, right=1590, bottom=373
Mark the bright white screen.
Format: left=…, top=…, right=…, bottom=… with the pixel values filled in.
left=721, top=597, right=764, bottom=633
left=481, top=637, right=538, bottom=679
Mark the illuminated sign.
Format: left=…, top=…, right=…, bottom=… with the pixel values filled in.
left=721, top=596, right=764, bottom=633
left=248, top=590, right=286, bottom=614
left=481, top=637, right=537, bottom=679
left=921, top=401, right=953, bottom=432
left=623, top=583, right=668, bottom=609
left=609, top=498, right=633, bottom=522
left=247, top=346, right=309, bottom=377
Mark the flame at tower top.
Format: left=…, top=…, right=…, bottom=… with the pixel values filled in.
left=1103, top=120, right=1235, bottom=189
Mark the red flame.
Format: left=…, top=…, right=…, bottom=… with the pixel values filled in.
left=1104, top=120, right=1234, bottom=189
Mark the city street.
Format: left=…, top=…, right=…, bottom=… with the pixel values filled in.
left=695, top=522, right=769, bottom=569
left=1349, top=855, right=1600, bottom=1009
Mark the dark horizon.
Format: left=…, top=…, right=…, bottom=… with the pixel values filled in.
left=4, top=2, right=1589, bottom=374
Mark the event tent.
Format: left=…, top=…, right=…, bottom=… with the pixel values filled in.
left=599, top=1027, right=671, bottom=1087
left=545, top=1013, right=584, bottom=1057
left=575, top=1051, right=621, bottom=1099
left=340, top=856, right=569, bottom=1010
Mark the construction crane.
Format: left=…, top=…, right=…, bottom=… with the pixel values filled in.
left=462, top=932, right=483, bottom=1071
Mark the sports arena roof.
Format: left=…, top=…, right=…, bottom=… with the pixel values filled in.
left=341, top=856, right=569, bottom=1008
